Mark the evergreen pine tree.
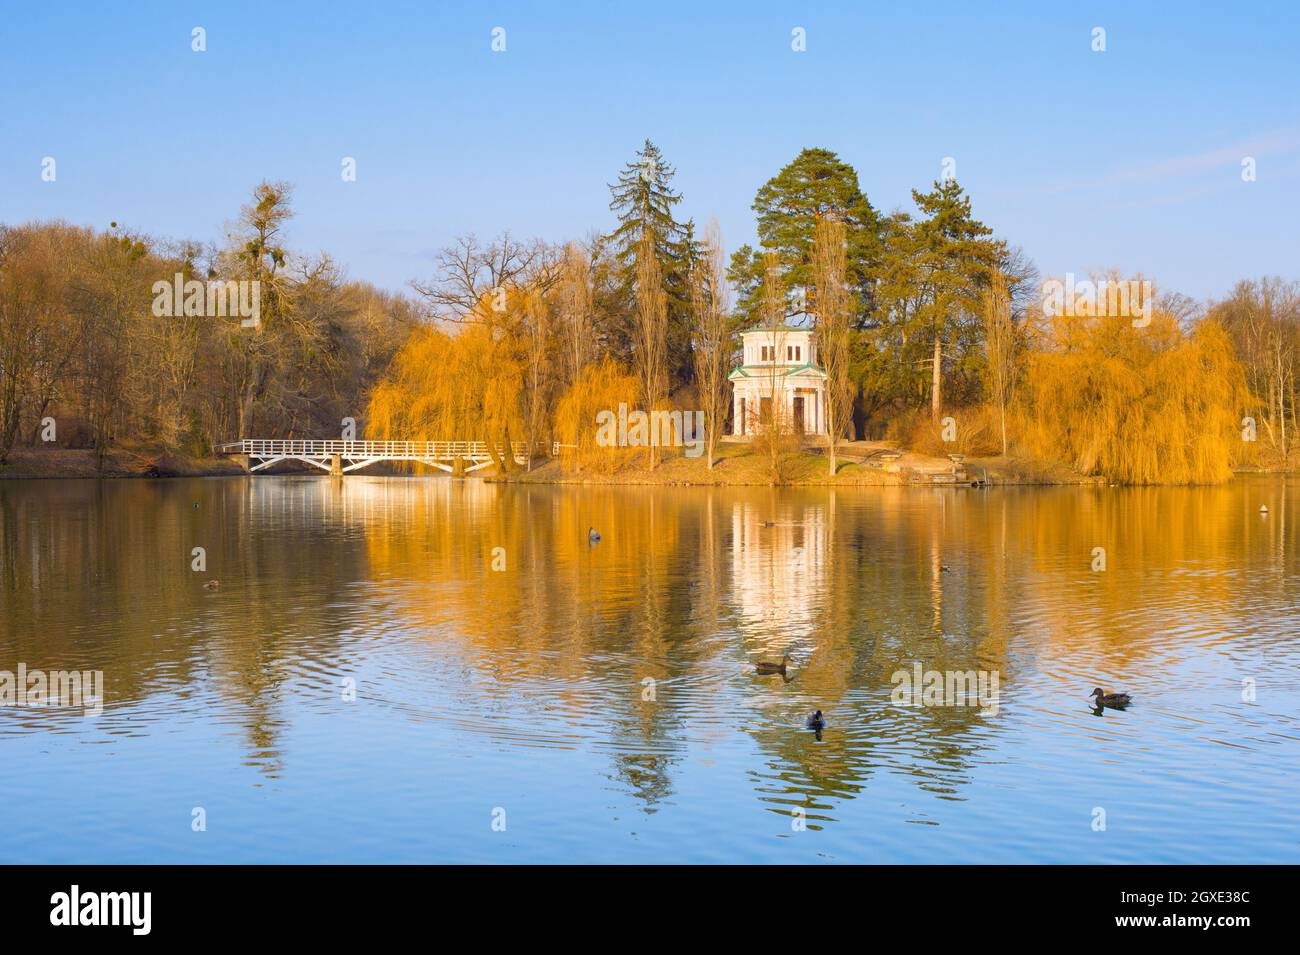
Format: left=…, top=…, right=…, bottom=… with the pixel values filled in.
left=605, top=140, right=695, bottom=387
left=728, top=148, right=882, bottom=329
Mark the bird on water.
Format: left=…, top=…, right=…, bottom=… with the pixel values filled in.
left=1090, top=687, right=1131, bottom=709
left=755, top=654, right=792, bottom=676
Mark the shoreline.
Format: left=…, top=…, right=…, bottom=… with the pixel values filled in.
left=0, top=447, right=246, bottom=481
left=3, top=444, right=1290, bottom=486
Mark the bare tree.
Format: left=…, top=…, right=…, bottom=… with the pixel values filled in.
left=1214, top=278, right=1300, bottom=463
left=982, top=269, right=1015, bottom=455
left=811, top=217, right=852, bottom=475
left=411, top=232, right=544, bottom=322
left=558, top=241, right=593, bottom=384
left=522, top=288, right=552, bottom=469
left=409, top=233, right=560, bottom=472
left=227, top=180, right=295, bottom=438
left=634, top=228, right=668, bottom=468
left=690, top=220, right=732, bottom=469
left=0, top=225, right=87, bottom=463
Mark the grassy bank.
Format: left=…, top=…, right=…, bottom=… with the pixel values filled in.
left=487, top=440, right=1094, bottom=487
left=0, top=445, right=245, bottom=480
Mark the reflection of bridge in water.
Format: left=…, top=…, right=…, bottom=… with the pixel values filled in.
left=219, top=439, right=545, bottom=475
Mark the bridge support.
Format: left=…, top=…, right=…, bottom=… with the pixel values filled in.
left=329, top=453, right=343, bottom=477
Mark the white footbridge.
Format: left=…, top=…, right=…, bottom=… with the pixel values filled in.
left=220, top=439, right=545, bottom=475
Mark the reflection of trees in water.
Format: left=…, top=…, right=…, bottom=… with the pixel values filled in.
left=8, top=476, right=1298, bottom=809
left=608, top=752, right=676, bottom=811
left=364, top=482, right=710, bottom=811
left=0, top=478, right=376, bottom=775
left=738, top=489, right=1011, bottom=821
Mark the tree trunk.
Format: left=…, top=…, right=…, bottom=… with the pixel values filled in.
left=484, top=434, right=509, bottom=474
left=931, top=334, right=942, bottom=420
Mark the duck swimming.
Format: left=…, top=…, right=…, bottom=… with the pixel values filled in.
left=806, top=710, right=826, bottom=730
left=754, top=654, right=792, bottom=676
left=588, top=527, right=601, bottom=543
left=203, top=580, right=220, bottom=591
left=1090, top=688, right=1131, bottom=709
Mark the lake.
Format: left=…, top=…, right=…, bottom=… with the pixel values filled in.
left=1, top=475, right=1298, bottom=863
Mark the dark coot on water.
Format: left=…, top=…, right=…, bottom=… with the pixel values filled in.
left=588, top=527, right=601, bottom=544
left=806, top=709, right=826, bottom=730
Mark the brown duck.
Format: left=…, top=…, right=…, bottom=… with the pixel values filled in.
left=1091, top=687, right=1131, bottom=708
left=755, top=655, right=792, bottom=676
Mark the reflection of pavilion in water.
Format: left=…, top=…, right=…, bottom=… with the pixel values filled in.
left=730, top=500, right=827, bottom=654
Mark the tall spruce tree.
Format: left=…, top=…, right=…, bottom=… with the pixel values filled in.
left=605, top=140, right=695, bottom=387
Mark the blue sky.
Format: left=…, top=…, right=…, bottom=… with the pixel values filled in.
left=2, top=1, right=1298, bottom=301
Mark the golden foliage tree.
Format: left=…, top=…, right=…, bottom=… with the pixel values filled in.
left=558, top=242, right=594, bottom=385
left=1021, top=303, right=1245, bottom=484
left=982, top=270, right=1016, bottom=456
left=553, top=356, right=640, bottom=474
left=367, top=316, right=523, bottom=468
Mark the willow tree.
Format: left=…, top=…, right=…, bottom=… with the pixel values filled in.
left=811, top=217, right=852, bottom=475
left=690, top=219, right=732, bottom=469
left=408, top=233, right=556, bottom=471
left=521, top=288, right=552, bottom=469
left=554, top=356, right=640, bottom=474
left=634, top=228, right=669, bottom=469
left=366, top=301, right=525, bottom=471
left=982, top=270, right=1015, bottom=455
left=557, top=241, right=594, bottom=385
left=1022, top=302, right=1245, bottom=484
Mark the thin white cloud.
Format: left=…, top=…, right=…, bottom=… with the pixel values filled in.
left=997, top=126, right=1300, bottom=199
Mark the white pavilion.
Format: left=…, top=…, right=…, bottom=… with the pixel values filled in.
left=728, top=326, right=828, bottom=437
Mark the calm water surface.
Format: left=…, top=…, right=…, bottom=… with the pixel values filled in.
left=2, top=476, right=1298, bottom=863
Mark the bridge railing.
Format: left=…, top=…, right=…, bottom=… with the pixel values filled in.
left=219, top=439, right=554, bottom=459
